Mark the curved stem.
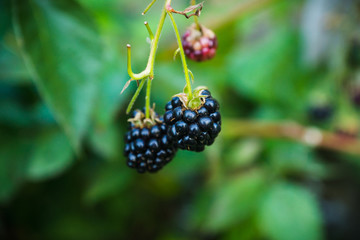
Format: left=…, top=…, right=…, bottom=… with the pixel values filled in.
left=167, top=12, right=193, bottom=99
left=126, top=78, right=147, bottom=114
left=125, top=1, right=167, bottom=114
left=145, top=78, right=152, bottom=118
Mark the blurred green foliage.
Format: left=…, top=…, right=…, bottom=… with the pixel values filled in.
left=2, top=0, right=360, bottom=239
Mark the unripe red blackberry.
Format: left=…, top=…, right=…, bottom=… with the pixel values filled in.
left=182, top=24, right=218, bottom=62
left=124, top=109, right=177, bottom=173
left=164, top=87, right=221, bottom=152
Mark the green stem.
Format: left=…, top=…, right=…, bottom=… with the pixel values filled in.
left=191, top=0, right=201, bottom=30
left=142, top=0, right=158, bottom=15
left=145, top=78, right=152, bottom=118
left=126, top=1, right=167, bottom=115
left=148, top=5, right=167, bottom=78
left=167, top=12, right=193, bottom=99
left=126, top=79, right=147, bottom=114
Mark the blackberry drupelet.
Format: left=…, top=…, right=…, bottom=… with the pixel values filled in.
left=124, top=109, right=177, bottom=173
left=164, top=88, right=221, bottom=152
left=182, top=24, right=218, bottom=62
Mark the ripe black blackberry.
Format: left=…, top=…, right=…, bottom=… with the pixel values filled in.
left=182, top=24, right=218, bottom=62
left=308, top=104, right=333, bottom=122
left=124, top=109, right=177, bottom=173
left=164, top=87, right=221, bottom=152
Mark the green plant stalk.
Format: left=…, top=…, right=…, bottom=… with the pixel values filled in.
left=127, top=0, right=195, bottom=114
left=126, top=3, right=167, bottom=81
left=142, top=0, right=158, bottom=15
left=126, top=78, right=147, bottom=114
left=191, top=0, right=201, bottom=30
left=147, top=7, right=167, bottom=78
left=126, top=2, right=167, bottom=115
left=145, top=78, right=152, bottom=118
left=167, top=12, right=193, bottom=99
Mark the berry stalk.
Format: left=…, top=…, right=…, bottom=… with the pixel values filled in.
left=191, top=0, right=201, bottom=30
left=148, top=6, right=167, bottom=79
left=167, top=11, right=193, bottom=99
left=126, top=78, right=147, bottom=114
left=145, top=78, right=152, bottom=119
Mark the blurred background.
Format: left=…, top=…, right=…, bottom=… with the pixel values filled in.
left=1, top=0, right=360, bottom=239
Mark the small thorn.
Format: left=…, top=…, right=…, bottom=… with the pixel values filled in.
left=136, top=80, right=140, bottom=87
left=121, top=79, right=132, bottom=94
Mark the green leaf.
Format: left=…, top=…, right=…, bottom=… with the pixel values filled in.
left=0, top=136, right=32, bottom=202
left=12, top=0, right=102, bottom=150
left=259, top=182, right=324, bottom=240
left=84, top=163, right=133, bottom=204
left=26, top=130, right=74, bottom=181
left=89, top=122, right=122, bottom=160
left=0, top=41, right=31, bottom=83
left=204, top=169, right=267, bottom=231
left=227, top=24, right=302, bottom=106
left=0, top=0, right=11, bottom=39
left=224, top=138, right=262, bottom=169
left=91, top=36, right=127, bottom=128
left=267, top=141, right=328, bottom=178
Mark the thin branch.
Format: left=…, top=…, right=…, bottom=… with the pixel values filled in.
left=167, top=2, right=204, bottom=19
left=223, top=119, right=360, bottom=156
left=167, top=11, right=193, bottom=99
left=142, top=0, right=158, bottom=15
left=144, top=21, right=154, bottom=40
left=126, top=78, right=147, bottom=114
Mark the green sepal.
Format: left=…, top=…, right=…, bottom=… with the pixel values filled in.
left=193, top=86, right=208, bottom=98
left=188, top=97, right=202, bottom=109
left=183, top=84, right=191, bottom=98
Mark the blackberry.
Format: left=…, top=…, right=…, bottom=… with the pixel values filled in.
left=124, top=109, right=177, bottom=173
left=164, top=87, right=221, bottom=151
left=308, top=104, right=334, bottom=122
left=182, top=24, right=218, bottom=62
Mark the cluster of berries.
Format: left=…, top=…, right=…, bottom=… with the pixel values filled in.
left=124, top=110, right=177, bottom=173
left=124, top=89, right=221, bottom=173
left=164, top=90, right=221, bottom=152
left=182, top=24, right=218, bottom=62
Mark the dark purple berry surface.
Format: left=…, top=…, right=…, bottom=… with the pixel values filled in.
left=124, top=111, right=177, bottom=173
left=164, top=90, right=221, bottom=151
